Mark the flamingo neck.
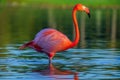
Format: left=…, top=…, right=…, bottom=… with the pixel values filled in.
left=71, top=9, right=80, bottom=47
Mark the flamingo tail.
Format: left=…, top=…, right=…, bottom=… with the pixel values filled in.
left=19, top=41, right=33, bottom=50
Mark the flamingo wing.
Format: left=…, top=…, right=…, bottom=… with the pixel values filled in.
left=33, top=28, right=72, bottom=53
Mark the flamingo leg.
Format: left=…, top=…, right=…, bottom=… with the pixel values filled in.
left=49, top=58, right=52, bottom=64
left=46, top=52, right=55, bottom=64
left=48, top=56, right=53, bottom=64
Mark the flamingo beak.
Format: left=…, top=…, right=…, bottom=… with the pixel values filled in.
left=84, top=7, right=90, bottom=18
left=88, top=13, right=90, bottom=18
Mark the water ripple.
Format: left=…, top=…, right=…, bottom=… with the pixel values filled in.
left=0, top=44, right=120, bottom=80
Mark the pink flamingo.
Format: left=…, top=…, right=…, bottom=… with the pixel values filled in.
left=19, top=4, right=90, bottom=63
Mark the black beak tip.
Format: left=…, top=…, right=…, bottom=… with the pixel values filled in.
left=88, top=13, right=90, bottom=18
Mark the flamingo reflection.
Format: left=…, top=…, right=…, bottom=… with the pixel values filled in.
left=33, top=63, right=79, bottom=80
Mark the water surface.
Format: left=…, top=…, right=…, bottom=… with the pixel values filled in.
left=0, top=41, right=120, bottom=80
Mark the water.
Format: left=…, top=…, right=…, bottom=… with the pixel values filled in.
left=0, top=5, right=120, bottom=80
left=0, top=41, right=120, bottom=80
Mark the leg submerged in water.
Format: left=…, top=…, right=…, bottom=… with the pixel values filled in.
left=49, top=58, right=52, bottom=64
left=47, top=53, right=55, bottom=64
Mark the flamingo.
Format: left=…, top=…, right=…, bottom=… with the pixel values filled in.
left=19, top=4, right=90, bottom=63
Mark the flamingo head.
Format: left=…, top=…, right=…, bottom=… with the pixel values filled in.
left=73, top=4, right=90, bottom=18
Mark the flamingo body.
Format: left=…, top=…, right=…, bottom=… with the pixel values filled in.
left=34, top=28, right=72, bottom=53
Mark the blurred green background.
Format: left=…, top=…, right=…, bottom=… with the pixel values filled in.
left=0, top=0, right=120, bottom=48
left=0, top=0, right=120, bottom=6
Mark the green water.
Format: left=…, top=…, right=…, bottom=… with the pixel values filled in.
left=0, top=5, right=120, bottom=80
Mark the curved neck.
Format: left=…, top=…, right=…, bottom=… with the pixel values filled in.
left=71, top=9, right=80, bottom=47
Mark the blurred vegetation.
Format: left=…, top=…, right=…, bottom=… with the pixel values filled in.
left=0, top=0, right=120, bottom=7
left=0, top=0, right=120, bottom=48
